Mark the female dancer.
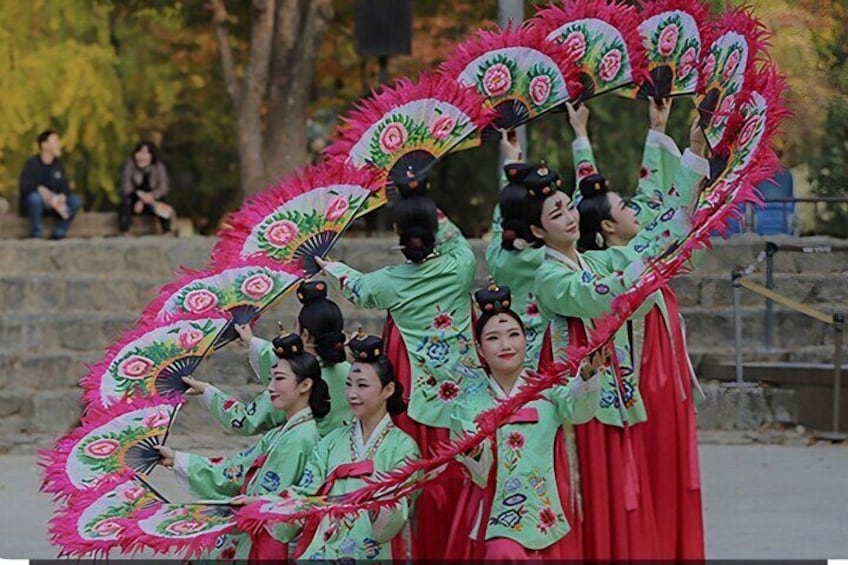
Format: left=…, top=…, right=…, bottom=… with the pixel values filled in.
left=183, top=279, right=352, bottom=437
left=315, top=169, right=477, bottom=558
left=526, top=114, right=708, bottom=560
left=268, top=333, right=419, bottom=560
left=571, top=100, right=704, bottom=559
left=486, top=143, right=547, bottom=367
left=448, top=282, right=602, bottom=560
left=155, top=332, right=329, bottom=560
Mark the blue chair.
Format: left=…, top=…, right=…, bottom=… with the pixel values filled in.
left=754, top=169, right=794, bottom=235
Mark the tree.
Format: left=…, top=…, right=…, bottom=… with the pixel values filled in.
left=208, top=0, right=333, bottom=197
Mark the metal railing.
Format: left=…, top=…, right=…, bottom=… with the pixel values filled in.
left=731, top=241, right=847, bottom=440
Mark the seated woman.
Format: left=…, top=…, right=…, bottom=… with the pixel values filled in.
left=269, top=332, right=420, bottom=561
left=182, top=280, right=352, bottom=437
left=447, top=282, right=602, bottom=561
left=155, top=331, right=329, bottom=560
left=118, top=141, right=174, bottom=233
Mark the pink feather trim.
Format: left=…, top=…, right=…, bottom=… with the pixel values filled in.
left=211, top=159, right=383, bottom=270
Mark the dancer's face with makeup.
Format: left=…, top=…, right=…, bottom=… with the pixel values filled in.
left=531, top=191, right=581, bottom=249
left=345, top=362, right=393, bottom=420
left=477, top=313, right=526, bottom=378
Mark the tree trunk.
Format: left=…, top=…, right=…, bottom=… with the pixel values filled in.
left=210, top=0, right=331, bottom=198
left=263, top=0, right=333, bottom=184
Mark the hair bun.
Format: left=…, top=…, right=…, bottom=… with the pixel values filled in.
left=503, top=162, right=534, bottom=183
left=348, top=330, right=384, bottom=362
left=272, top=331, right=305, bottom=359
left=391, top=166, right=430, bottom=198
left=474, top=280, right=513, bottom=314
left=296, top=280, right=328, bottom=304
left=578, top=173, right=611, bottom=199
left=399, top=225, right=435, bottom=262
left=522, top=161, right=564, bottom=199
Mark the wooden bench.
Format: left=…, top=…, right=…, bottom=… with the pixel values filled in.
left=0, top=211, right=166, bottom=238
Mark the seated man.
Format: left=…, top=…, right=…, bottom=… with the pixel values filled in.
left=18, top=129, right=82, bottom=239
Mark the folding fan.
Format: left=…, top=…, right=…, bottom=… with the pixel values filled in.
left=695, top=6, right=769, bottom=151
left=213, top=159, right=382, bottom=275
left=41, top=398, right=180, bottom=498
left=619, top=0, right=710, bottom=99
left=81, top=316, right=230, bottom=411
left=440, top=25, right=582, bottom=136
left=324, top=72, right=496, bottom=213
left=531, top=0, right=645, bottom=100
left=120, top=501, right=237, bottom=558
left=141, top=257, right=301, bottom=349
left=48, top=477, right=165, bottom=558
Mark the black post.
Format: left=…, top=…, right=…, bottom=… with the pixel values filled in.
left=832, top=313, right=844, bottom=435
left=764, top=242, right=778, bottom=350
left=732, top=269, right=744, bottom=384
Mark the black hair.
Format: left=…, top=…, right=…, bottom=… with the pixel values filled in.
left=392, top=194, right=438, bottom=263
left=577, top=192, right=613, bottom=252
left=498, top=183, right=531, bottom=251
left=279, top=352, right=331, bottom=419
left=132, top=141, right=159, bottom=165
left=474, top=308, right=525, bottom=344
left=524, top=194, right=549, bottom=249
left=366, top=356, right=407, bottom=415
left=37, top=129, right=57, bottom=146
left=298, top=299, right=346, bottom=365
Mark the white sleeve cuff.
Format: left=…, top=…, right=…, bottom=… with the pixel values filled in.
left=173, top=451, right=193, bottom=494
left=249, top=337, right=272, bottom=382
left=201, top=385, right=221, bottom=410
left=681, top=149, right=710, bottom=178
left=571, top=136, right=591, bottom=151
left=646, top=129, right=681, bottom=157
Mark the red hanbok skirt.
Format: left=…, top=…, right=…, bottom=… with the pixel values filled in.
left=540, top=320, right=661, bottom=561
left=639, top=286, right=705, bottom=560
left=382, top=315, right=464, bottom=561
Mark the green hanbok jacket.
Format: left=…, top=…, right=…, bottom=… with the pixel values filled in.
left=202, top=337, right=352, bottom=437
left=322, top=216, right=480, bottom=429
left=272, top=414, right=420, bottom=560
left=173, top=407, right=320, bottom=559
left=535, top=146, right=709, bottom=427
left=450, top=371, right=601, bottom=549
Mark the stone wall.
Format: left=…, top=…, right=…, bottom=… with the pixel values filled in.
left=1, top=234, right=845, bottom=451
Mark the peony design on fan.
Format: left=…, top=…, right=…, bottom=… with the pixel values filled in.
left=212, top=160, right=382, bottom=275
left=82, top=317, right=228, bottom=410
left=531, top=0, right=645, bottom=100
left=119, top=502, right=237, bottom=558
left=40, top=399, right=179, bottom=498
left=48, top=479, right=161, bottom=557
